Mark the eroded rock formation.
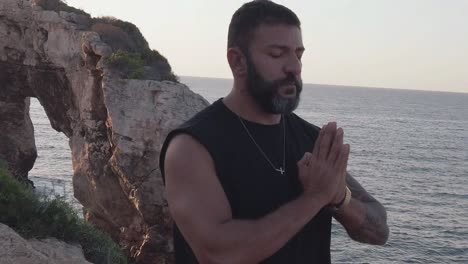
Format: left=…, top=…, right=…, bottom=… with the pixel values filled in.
left=0, top=0, right=209, bottom=263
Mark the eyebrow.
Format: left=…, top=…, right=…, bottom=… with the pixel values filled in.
left=266, top=44, right=305, bottom=53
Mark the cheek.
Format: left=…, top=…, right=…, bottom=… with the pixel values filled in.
left=254, top=57, right=284, bottom=81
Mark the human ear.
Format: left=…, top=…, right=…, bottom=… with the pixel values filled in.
left=227, top=47, right=247, bottom=78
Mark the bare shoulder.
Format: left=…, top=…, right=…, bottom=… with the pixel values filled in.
left=164, top=133, right=212, bottom=172
left=164, top=133, right=232, bottom=235
left=164, top=133, right=219, bottom=202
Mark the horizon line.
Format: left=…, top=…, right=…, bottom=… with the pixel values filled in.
left=181, top=75, right=468, bottom=95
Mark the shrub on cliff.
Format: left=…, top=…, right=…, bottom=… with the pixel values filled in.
left=91, top=17, right=179, bottom=82
left=108, top=50, right=145, bottom=79
left=91, top=17, right=150, bottom=54
left=36, top=1, right=178, bottom=82
left=0, top=163, right=127, bottom=264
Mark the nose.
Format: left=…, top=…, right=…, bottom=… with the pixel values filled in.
left=284, top=54, right=302, bottom=78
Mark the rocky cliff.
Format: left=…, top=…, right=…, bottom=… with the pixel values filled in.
left=0, top=0, right=209, bottom=263
left=0, top=223, right=91, bottom=264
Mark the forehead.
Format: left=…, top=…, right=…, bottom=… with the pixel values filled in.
left=249, top=24, right=303, bottom=50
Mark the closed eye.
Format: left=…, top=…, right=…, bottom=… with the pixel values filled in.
left=269, top=50, right=283, bottom=58
left=270, top=53, right=282, bottom=58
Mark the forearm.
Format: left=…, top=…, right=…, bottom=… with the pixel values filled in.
left=333, top=173, right=389, bottom=245
left=198, top=194, right=325, bottom=264
left=334, top=197, right=389, bottom=245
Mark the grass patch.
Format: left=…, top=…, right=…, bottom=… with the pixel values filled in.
left=0, top=163, right=127, bottom=264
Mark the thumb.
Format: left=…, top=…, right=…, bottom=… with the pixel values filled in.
left=298, top=152, right=313, bottom=167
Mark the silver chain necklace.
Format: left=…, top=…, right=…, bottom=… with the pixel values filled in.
left=237, top=115, right=286, bottom=175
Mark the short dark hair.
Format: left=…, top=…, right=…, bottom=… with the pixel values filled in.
left=227, top=0, right=301, bottom=52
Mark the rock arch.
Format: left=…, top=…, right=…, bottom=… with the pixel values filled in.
left=0, top=1, right=209, bottom=263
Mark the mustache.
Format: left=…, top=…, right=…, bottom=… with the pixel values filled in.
left=274, top=74, right=302, bottom=90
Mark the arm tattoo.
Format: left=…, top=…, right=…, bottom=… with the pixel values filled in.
left=346, top=173, right=377, bottom=203
left=337, top=173, right=389, bottom=244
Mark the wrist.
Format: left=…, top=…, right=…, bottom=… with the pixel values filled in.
left=330, top=186, right=352, bottom=212
left=301, top=191, right=328, bottom=208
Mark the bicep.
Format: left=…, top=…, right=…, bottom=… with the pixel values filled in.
left=164, top=134, right=232, bottom=251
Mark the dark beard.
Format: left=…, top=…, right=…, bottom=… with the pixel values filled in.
left=245, top=55, right=302, bottom=114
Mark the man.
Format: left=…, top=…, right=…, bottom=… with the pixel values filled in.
left=160, top=1, right=389, bottom=263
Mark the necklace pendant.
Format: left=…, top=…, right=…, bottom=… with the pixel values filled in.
left=277, top=167, right=285, bottom=175
left=237, top=115, right=286, bottom=177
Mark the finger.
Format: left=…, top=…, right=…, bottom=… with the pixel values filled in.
left=306, top=152, right=313, bottom=166
left=340, top=147, right=350, bottom=187
left=338, top=151, right=348, bottom=188
left=298, top=152, right=313, bottom=167
left=336, top=144, right=350, bottom=173
left=344, top=145, right=350, bottom=173
left=318, top=122, right=337, bottom=160
left=329, top=127, right=343, bottom=162
left=311, top=124, right=326, bottom=157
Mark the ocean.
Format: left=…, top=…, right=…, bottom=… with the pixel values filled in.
left=29, top=76, right=468, bottom=263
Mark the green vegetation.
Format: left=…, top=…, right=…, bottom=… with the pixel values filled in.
left=91, top=17, right=179, bottom=82
left=0, top=162, right=127, bottom=264
left=36, top=1, right=179, bottom=82
left=35, top=1, right=179, bottom=81
left=108, top=50, right=145, bottom=79
left=91, top=17, right=150, bottom=54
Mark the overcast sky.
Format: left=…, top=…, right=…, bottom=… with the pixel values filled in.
left=67, top=0, right=468, bottom=93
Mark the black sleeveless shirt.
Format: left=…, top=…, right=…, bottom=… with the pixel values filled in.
left=160, top=99, right=332, bottom=264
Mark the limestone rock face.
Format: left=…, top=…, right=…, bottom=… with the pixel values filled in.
left=0, top=98, right=36, bottom=184
left=0, top=0, right=209, bottom=263
left=0, top=223, right=91, bottom=264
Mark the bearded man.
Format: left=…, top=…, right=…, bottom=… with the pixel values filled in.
left=160, top=1, right=389, bottom=263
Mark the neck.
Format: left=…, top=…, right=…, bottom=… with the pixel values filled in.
left=223, top=80, right=281, bottom=125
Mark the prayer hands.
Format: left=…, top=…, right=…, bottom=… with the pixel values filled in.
left=297, top=122, right=349, bottom=206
